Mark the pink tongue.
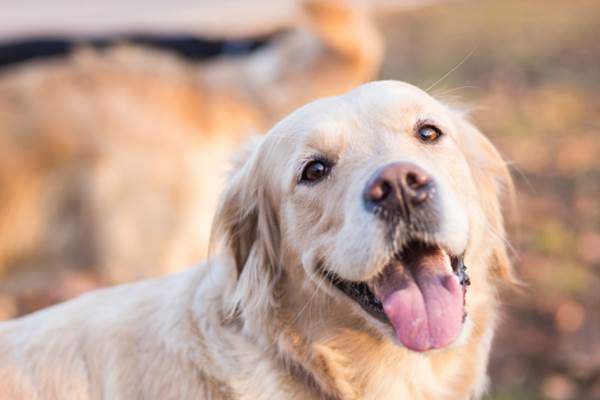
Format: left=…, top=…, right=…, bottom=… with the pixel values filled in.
left=373, top=251, right=464, bottom=352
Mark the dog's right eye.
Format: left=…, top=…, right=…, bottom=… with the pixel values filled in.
left=417, top=124, right=443, bottom=143
left=300, top=160, right=331, bottom=184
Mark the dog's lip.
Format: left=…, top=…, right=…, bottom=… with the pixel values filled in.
left=323, top=270, right=389, bottom=323
left=320, top=240, right=470, bottom=335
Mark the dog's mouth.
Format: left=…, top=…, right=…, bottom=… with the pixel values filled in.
left=322, top=240, right=470, bottom=352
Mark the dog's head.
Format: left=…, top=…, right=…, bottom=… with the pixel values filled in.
left=212, top=81, right=514, bottom=353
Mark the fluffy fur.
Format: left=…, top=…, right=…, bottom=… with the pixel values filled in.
left=0, top=81, right=514, bottom=399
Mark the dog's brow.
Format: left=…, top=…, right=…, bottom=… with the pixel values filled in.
left=304, top=131, right=346, bottom=158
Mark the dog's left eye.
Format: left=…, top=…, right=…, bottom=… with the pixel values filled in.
left=417, top=124, right=443, bottom=143
left=300, top=160, right=331, bottom=183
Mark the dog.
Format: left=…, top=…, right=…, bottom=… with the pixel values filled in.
left=0, top=81, right=516, bottom=399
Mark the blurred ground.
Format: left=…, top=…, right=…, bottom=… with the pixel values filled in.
left=379, top=0, right=600, bottom=398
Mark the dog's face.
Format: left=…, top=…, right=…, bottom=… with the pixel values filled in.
left=214, top=81, right=513, bottom=354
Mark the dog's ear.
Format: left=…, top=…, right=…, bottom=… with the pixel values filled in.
left=455, top=115, right=520, bottom=286
left=210, top=137, right=282, bottom=312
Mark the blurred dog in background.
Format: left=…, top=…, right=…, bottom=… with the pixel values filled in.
left=0, top=0, right=384, bottom=318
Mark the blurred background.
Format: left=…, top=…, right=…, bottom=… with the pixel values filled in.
left=0, top=0, right=598, bottom=399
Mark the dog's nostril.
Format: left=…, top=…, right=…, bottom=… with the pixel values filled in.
left=405, top=171, right=429, bottom=190
left=381, top=181, right=392, bottom=200
left=367, top=180, right=391, bottom=203
left=406, top=172, right=419, bottom=189
left=377, top=181, right=391, bottom=202
left=406, top=172, right=431, bottom=204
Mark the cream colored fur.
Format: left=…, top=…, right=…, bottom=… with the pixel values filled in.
left=0, top=81, right=514, bottom=400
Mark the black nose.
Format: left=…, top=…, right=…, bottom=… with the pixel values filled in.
left=363, top=162, right=434, bottom=216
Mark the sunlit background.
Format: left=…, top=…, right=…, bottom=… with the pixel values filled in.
left=0, top=1, right=598, bottom=399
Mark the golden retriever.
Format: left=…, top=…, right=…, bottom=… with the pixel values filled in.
left=0, top=81, right=515, bottom=399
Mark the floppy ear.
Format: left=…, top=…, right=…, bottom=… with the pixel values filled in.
left=456, top=115, right=520, bottom=286
left=210, top=137, right=282, bottom=313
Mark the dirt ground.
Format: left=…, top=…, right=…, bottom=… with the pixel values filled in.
left=379, top=0, right=600, bottom=398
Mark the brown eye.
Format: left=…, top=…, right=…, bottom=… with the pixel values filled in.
left=417, top=125, right=443, bottom=143
left=301, top=160, right=331, bottom=183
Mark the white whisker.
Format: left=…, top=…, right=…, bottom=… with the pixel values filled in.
left=426, top=48, right=476, bottom=92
